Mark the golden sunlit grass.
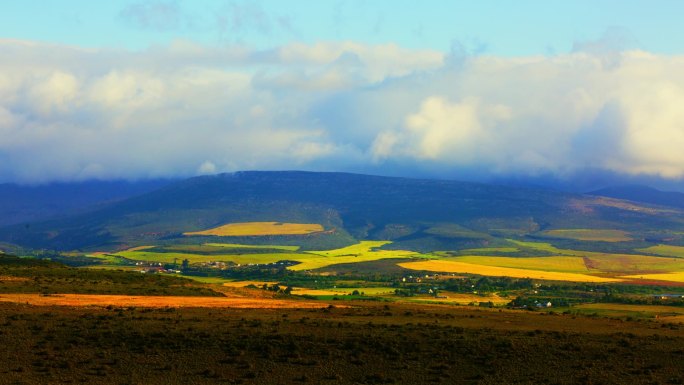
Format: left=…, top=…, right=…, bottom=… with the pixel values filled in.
left=291, top=241, right=420, bottom=271
left=0, top=293, right=327, bottom=309
left=126, top=245, right=155, bottom=251
left=586, top=254, right=684, bottom=273
left=398, top=260, right=621, bottom=282
left=541, top=229, right=632, bottom=242
left=183, top=222, right=324, bottom=236
left=114, top=250, right=314, bottom=265
left=620, top=272, right=684, bottom=283
left=448, top=256, right=589, bottom=273
left=205, top=243, right=300, bottom=251
left=510, top=239, right=684, bottom=273
left=408, top=293, right=510, bottom=305
left=571, top=303, right=684, bottom=322
left=0, top=276, right=29, bottom=282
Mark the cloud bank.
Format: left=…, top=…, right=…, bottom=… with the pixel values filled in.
left=1, top=38, right=684, bottom=184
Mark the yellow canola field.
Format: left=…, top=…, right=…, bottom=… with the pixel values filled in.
left=293, top=241, right=419, bottom=271
left=398, top=260, right=621, bottom=283
left=184, top=222, right=324, bottom=236
left=450, top=256, right=589, bottom=273
left=620, top=272, right=684, bottom=283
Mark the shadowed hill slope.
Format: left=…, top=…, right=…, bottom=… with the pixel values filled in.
left=2, top=171, right=684, bottom=250
left=590, top=185, right=684, bottom=209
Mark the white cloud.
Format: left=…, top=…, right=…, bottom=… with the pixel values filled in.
left=197, top=161, right=217, bottom=174
left=1, top=38, right=684, bottom=183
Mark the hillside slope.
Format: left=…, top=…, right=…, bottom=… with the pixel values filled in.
left=0, top=180, right=173, bottom=226
left=590, top=185, right=684, bottom=209
left=1, top=171, right=683, bottom=250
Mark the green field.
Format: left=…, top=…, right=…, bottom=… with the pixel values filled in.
left=446, top=255, right=590, bottom=273
left=291, top=241, right=421, bottom=271
left=510, top=240, right=684, bottom=274
left=109, top=241, right=421, bottom=271
left=638, top=244, right=684, bottom=258
left=540, top=229, right=632, bottom=242
left=423, top=223, right=491, bottom=239
left=114, top=250, right=313, bottom=265
left=205, top=243, right=301, bottom=251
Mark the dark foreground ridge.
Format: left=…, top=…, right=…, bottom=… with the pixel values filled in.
left=1, top=302, right=683, bottom=385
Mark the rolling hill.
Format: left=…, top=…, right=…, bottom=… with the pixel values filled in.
left=0, top=179, right=173, bottom=227
left=1, top=171, right=684, bottom=251
left=590, top=185, right=684, bottom=209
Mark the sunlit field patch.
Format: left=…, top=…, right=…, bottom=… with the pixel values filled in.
left=447, top=256, right=589, bottom=273
left=510, top=240, right=684, bottom=273
left=398, top=260, right=621, bottom=282
left=0, top=293, right=328, bottom=308
left=113, top=250, right=314, bottom=265
left=540, top=229, right=632, bottom=242
left=292, top=241, right=420, bottom=271
left=183, top=222, right=324, bottom=236
left=638, top=244, right=684, bottom=258
left=408, top=292, right=510, bottom=305
left=620, top=272, right=684, bottom=283
left=205, top=243, right=300, bottom=251
left=570, top=303, right=684, bottom=321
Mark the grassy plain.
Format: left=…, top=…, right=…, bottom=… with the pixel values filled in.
left=620, top=272, right=684, bottom=283
left=510, top=240, right=684, bottom=273
left=205, top=243, right=300, bottom=251
left=638, top=244, right=684, bottom=258
left=291, top=241, right=420, bottom=271
left=0, top=293, right=327, bottom=309
left=458, top=247, right=520, bottom=254
left=184, top=222, right=324, bottom=236
left=113, top=240, right=421, bottom=271
left=568, top=303, right=684, bottom=321
left=114, top=250, right=312, bottom=265
left=448, top=256, right=589, bottom=273
left=540, top=229, right=632, bottom=242
left=398, top=260, right=621, bottom=282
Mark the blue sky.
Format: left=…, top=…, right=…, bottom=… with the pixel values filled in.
left=1, top=1, right=684, bottom=189
left=2, top=0, right=682, bottom=54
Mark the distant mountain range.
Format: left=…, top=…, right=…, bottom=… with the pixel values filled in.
left=0, top=180, right=173, bottom=227
left=1, top=172, right=683, bottom=251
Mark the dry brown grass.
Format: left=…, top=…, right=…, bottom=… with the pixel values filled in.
left=408, top=292, right=510, bottom=305
left=0, top=276, right=29, bottom=282
left=0, top=293, right=328, bottom=309
left=184, top=222, right=324, bottom=236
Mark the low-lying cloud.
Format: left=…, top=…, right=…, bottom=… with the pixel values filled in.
left=1, top=38, right=684, bottom=184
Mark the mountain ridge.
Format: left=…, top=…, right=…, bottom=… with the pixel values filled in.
left=2, top=171, right=683, bottom=251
